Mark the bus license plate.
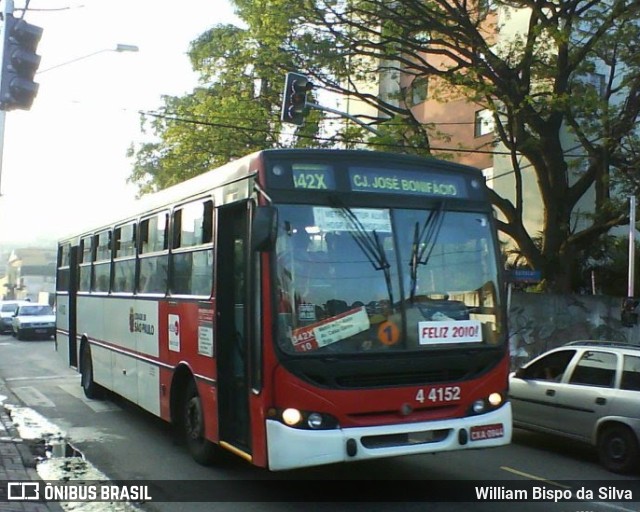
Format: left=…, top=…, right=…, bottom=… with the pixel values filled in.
left=470, top=423, right=504, bottom=441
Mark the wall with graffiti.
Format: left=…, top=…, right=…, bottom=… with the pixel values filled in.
left=509, top=293, right=639, bottom=369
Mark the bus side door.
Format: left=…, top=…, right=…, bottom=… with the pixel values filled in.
left=215, top=203, right=251, bottom=451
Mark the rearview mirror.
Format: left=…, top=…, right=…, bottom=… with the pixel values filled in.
left=252, top=206, right=278, bottom=252
left=513, top=368, right=526, bottom=379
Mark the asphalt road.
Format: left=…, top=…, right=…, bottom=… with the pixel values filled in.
left=0, top=333, right=638, bottom=512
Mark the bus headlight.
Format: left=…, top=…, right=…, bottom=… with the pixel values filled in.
left=488, top=392, right=503, bottom=407
left=472, top=400, right=486, bottom=414
left=307, top=413, right=324, bottom=429
left=282, top=408, right=303, bottom=426
left=269, top=408, right=339, bottom=430
left=469, top=392, right=505, bottom=416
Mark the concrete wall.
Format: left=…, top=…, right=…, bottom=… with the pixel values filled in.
left=509, top=292, right=637, bottom=369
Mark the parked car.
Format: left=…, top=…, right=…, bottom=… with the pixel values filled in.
left=509, top=340, right=640, bottom=474
left=11, top=303, right=56, bottom=341
left=0, top=300, right=31, bottom=334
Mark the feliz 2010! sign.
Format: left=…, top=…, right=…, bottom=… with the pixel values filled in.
left=418, top=320, right=482, bottom=345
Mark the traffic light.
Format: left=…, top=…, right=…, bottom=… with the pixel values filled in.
left=621, top=297, right=638, bottom=327
left=0, top=13, right=43, bottom=111
left=280, top=72, right=312, bottom=125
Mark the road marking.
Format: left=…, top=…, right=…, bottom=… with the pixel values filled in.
left=58, top=383, right=120, bottom=413
left=12, top=386, right=56, bottom=408
left=501, top=466, right=570, bottom=488
left=6, top=374, right=79, bottom=382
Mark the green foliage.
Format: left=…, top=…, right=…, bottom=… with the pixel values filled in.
left=587, top=237, right=640, bottom=296
left=300, top=0, right=640, bottom=292
left=127, top=1, right=324, bottom=194
left=128, top=0, right=640, bottom=295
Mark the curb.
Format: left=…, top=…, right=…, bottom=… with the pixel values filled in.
left=1, top=376, right=65, bottom=512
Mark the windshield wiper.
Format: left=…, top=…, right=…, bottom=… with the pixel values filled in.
left=329, top=197, right=395, bottom=307
left=409, top=201, right=446, bottom=302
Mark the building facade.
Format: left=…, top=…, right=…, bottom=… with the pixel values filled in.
left=2, top=248, right=56, bottom=303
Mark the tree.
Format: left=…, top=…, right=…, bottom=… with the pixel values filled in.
left=129, top=0, right=640, bottom=293
left=127, top=2, right=325, bottom=195
left=295, top=0, right=640, bottom=292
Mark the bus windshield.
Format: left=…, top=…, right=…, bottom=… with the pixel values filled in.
left=274, top=204, right=502, bottom=355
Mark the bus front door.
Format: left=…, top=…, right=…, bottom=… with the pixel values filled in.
left=215, top=204, right=251, bottom=453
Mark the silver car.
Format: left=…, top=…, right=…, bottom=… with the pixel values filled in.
left=509, top=340, right=640, bottom=473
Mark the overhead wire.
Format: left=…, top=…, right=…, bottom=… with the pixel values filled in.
left=139, top=109, right=588, bottom=159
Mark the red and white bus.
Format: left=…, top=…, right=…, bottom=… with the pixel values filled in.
left=55, top=148, right=512, bottom=471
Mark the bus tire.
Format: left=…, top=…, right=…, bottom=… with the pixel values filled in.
left=81, top=344, right=103, bottom=400
left=183, top=379, right=217, bottom=465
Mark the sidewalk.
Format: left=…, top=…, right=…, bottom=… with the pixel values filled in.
left=0, top=377, right=63, bottom=512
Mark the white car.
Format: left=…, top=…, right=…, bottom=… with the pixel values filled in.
left=11, top=303, right=56, bottom=340
left=510, top=340, right=640, bottom=474
left=0, top=300, right=31, bottom=334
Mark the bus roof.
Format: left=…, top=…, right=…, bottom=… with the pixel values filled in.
left=59, top=149, right=483, bottom=242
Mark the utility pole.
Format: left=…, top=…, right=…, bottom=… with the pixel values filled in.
left=621, top=196, right=638, bottom=327
left=628, top=195, right=636, bottom=298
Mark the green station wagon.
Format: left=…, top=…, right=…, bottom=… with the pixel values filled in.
left=510, top=341, right=640, bottom=473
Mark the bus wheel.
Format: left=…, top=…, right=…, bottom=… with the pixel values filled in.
left=183, top=380, right=217, bottom=465
left=81, top=345, right=103, bottom=400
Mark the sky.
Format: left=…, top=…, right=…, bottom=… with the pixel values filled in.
left=0, top=0, right=239, bottom=247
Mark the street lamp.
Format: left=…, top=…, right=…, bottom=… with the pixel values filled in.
left=36, top=43, right=139, bottom=75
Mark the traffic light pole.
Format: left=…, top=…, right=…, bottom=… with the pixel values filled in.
left=0, top=0, right=13, bottom=196
left=281, top=71, right=383, bottom=136
left=0, top=108, right=5, bottom=195
left=306, top=101, right=383, bottom=137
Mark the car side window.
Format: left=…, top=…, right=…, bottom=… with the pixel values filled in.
left=620, top=355, right=640, bottom=391
left=521, top=350, right=576, bottom=381
left=568, top=351, right=617, bottom=388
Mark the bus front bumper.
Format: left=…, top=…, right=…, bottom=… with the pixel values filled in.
left=266, top=403, right=512, bottom=471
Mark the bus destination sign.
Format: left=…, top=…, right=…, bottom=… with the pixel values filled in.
left=292, top=164, right=336, bottom=190
left=349, top=167, right=468, bottom=198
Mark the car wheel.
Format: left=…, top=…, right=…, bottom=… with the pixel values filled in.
left=597, top=424, right=639, bottom=474
left=16, top=329, right=24, bottom=341
left=183, top=379, right=218, bottom=465
left=81, top=345, right=103, bottom=399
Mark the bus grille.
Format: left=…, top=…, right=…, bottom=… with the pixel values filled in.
left=331, top=369, right=467, bottom=388
left=361, top=429, right=451, bottom=449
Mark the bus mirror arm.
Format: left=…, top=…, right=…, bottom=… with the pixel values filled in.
left=252, top=206, right=278, bottom=252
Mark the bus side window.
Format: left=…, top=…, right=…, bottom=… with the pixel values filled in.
left=113, top=223, right=136, bottom=294
left=92, top=230, right=112, bottom=293
left=56, top=243, right=71, bottom=292
left=78, top=235, right=93, bottom=292
left=170, top=200, right=213, bottom=296
left=138, top=212, right=169, bottom=295
left=172, top=252, right=193, bottom=294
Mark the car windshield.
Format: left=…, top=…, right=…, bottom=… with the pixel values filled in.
left=20, top=305, right=53, bottom=316
left=274, top=204, right=502, bottom=355
left=1, top=304, right=19, bottom=313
